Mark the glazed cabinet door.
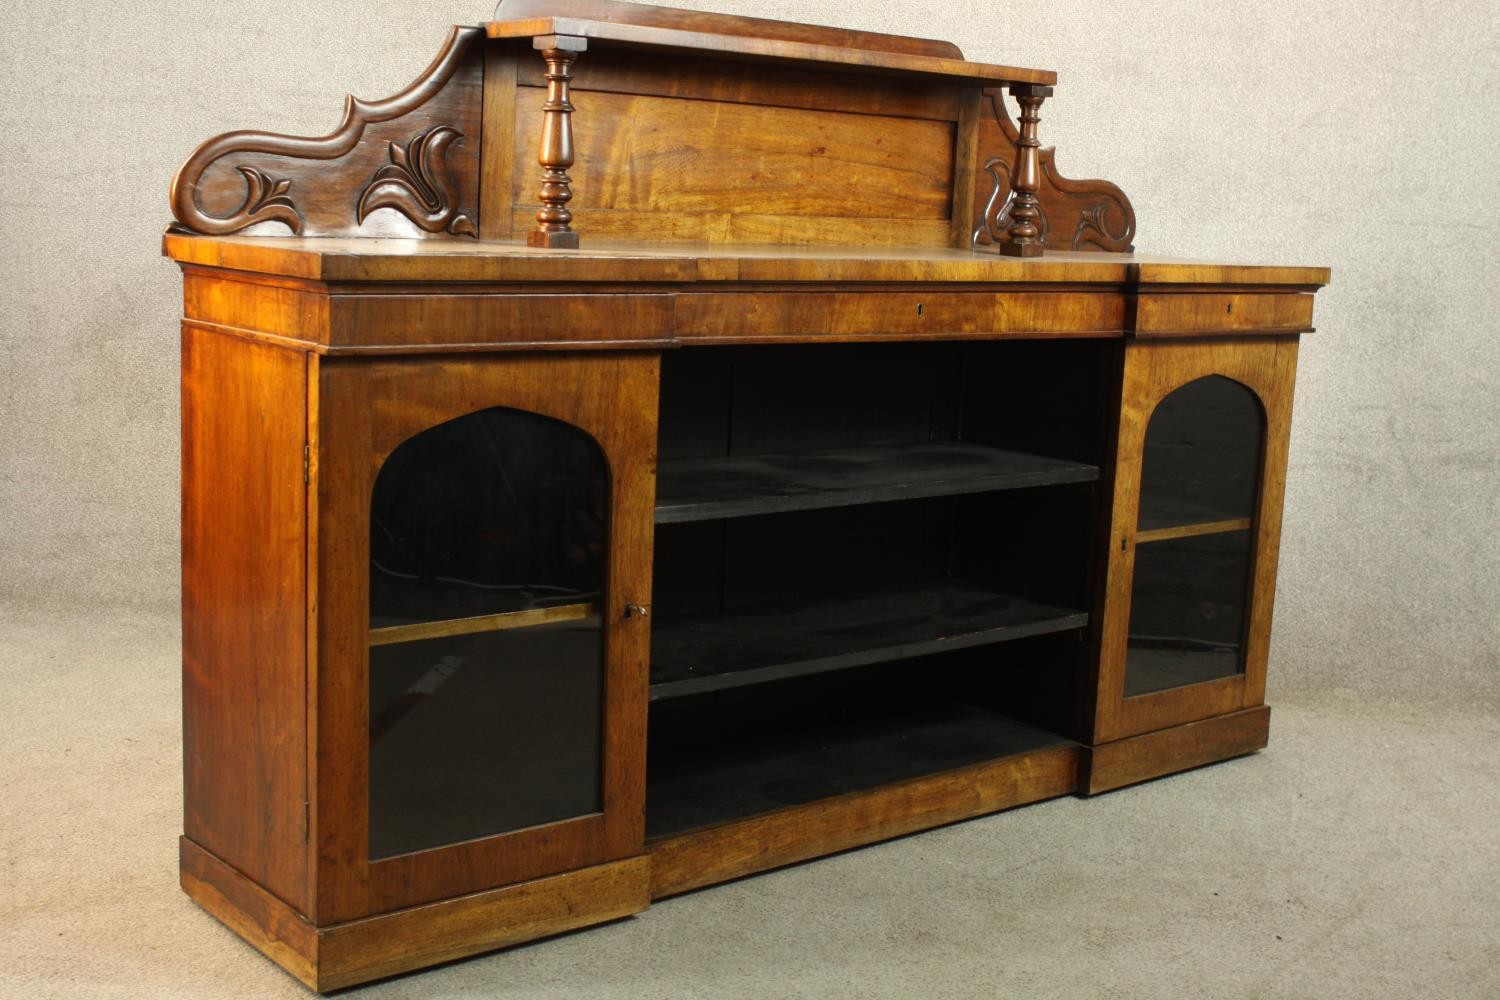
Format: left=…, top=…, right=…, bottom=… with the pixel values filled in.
left=310, top=352, right=659, bottom=923
left=1093, top=337, right=1298, bottom=744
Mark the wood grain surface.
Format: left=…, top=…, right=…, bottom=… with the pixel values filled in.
left=170, top=28, right=484, bottom=239
left=315, top=855, right=649, bottom=990
left=1082, top=705, right=1272, bottom=793
left=1133, top=291, right=1317, bottom=337
left=309, top=351, right=659, bottom=923
left=648, top=744, right=1079, bottom=898
left=518, top=47, right=964, bottom=121
left=1092, top=338, right=1300, bottom=743
left=493, top=0, right=966, bottom=59
left=164, top=235, right=1331, bottom=287
left=181, top=836, right=650, bottom=991
left=181, top=328, right=311, bottom=914
left=486, top=0, right=1054, bottom=87
left=510, top=88, right=956, bottom=245
left=971, top=89, right=1137, bottom=254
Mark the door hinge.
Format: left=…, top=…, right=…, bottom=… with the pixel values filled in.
left=303, top=444, right=310, bottom=484
left=303, top=800, right=310, bottom=842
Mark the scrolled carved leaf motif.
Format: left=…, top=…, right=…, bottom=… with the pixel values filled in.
left=357, top=127, right=477, bottom=237
left=971, top=90, right=1136, bottom=254
left=168, top=159, right=305, bottom=236
left=973, top=156, right=1051, bottom=248
left=167, top=26, right=483, bottom=238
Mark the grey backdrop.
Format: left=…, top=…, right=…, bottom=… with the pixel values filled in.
left=2, top=0, right=1496, bottom=708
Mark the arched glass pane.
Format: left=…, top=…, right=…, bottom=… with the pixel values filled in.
left=1126, top=377, right=1262, bottom=697
left=367, top=407, right=607, bottom=859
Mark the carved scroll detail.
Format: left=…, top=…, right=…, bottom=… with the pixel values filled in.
left=974, top=157, right=1050, bottom=247
left=216, top=166, right=299, bottom=233
left=1074, top=202, right=1132, bottom=252
left=168, top=26, right=482, bottom=238
left=357, top=127, right=477, bottom=237
left=971, top=90, right=1136, bottom=254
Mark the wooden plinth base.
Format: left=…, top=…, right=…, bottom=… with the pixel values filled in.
left=647, top=743, right=1081, bottom=898
left=998, top=240, right=1045, bottom=258
left=180, top=717, right=1273, bottom=992
left=1081, top=705, right=1272, bottom=795
left=180, top=838, right=649, bottom=993
left=527, top=229, right=580, bottom=249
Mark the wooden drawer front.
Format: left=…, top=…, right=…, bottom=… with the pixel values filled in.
left=1134, top=292, right=1315, bottom=338
left=675, top=291, right=1126, bottom=343
left=183, top=269, right=328, bottom=342
left=328, top=293, right=675, bottom=352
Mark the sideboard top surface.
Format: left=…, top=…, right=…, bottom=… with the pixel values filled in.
left=162, top=234, right=1331, bottom=288
left=484, top=0, right=1058, bottom=88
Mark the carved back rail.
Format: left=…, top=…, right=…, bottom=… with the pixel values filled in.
left=970, top=89, right=1136, bottom=253
left=168, top=26, right=483, bottom=239
left=167, top=11, right=1136, bottom=255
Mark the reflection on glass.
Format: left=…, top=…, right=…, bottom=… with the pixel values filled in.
left=1124, top=531, right=1252, bottom=697
left=368, top=407, right=607, bottom=859
left=1136, top=375, right=1262, bottom=533
left=1126, top=377, right=1262, bottom=697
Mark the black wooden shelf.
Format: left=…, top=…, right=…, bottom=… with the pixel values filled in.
left=646, top=694, right=1074, bottom=839
left=649, top=579, right=1087, bottom=701
left=655, top=443, right=1098, bottom=524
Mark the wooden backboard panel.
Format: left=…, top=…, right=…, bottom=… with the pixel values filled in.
left=510, top=86, right=957, bottom=246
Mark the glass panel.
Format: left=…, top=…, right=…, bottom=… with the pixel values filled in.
left=1124, top=530, right=1253, bottom=697
left=1126, top=377, right=1262, bottom=698
left=1136, top=375, right=1261, bottom=532
left=368, top=407, right=607, bottom=860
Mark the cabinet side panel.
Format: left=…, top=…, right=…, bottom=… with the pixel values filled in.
left=182, top=325, right=309, bottom=913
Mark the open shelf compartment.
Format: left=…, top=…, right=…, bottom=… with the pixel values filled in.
left=646, top=341, right=1108, bottom=838
left=646, top=677, right=1079, bottom=840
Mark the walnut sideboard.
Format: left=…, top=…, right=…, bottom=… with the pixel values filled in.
left=164, top=0, right=1329, bottom=990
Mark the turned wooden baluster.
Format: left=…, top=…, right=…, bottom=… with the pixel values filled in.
left=999, top=83, right=1054, bottom=258
left=529, top=36, right=587, bottom=249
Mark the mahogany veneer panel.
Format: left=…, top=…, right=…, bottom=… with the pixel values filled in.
left=181, top=837, right=650, bottom=992
left=511, top=90, right=956, bottom=246
left=163, top=234, right=1331, bottom=287
left=674, top=289, right=1127, bottom=342
left=1082, top=706, right=1272, bottom=794
left=525, top=47, right=966, bottom=121
left=181, top=328, right=310, bottom=914
left=1134, top=291, right=1318, bottom=338
left=308, top=351, right=659, bottom=923
left=649, top=743, right=1080, bottom=898
left=492, top=0, right=966, bottom=60
left=1093, top=337, right=1300, bottom=744
left=485, top=4, right=1056, bottom=88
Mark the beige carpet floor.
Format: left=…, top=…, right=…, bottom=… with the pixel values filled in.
left=2, top=607, right=1496, bottom=999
